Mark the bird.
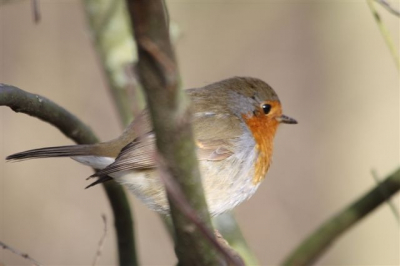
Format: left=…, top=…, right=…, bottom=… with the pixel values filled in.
left=6, top=77, right=297, bottom=216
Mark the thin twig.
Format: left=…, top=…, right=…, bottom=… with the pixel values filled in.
left=92, top=214, right=108, bottom=266
left=0, top=240, right=41, bottom=266
left=371, top=169, right=400, bottom=224
left=375, top=0, right=400, bottom=17
left=367, top=0, right=400, bottom=71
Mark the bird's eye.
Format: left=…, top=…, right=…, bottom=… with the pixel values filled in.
left=262, top=104, right=272, bottom=114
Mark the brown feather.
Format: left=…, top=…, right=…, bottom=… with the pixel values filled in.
left=91, top=133, right=156, bottom=177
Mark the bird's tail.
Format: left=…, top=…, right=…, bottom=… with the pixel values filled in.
left=6, top=144, right=98, bottom=162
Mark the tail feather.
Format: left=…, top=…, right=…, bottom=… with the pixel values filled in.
left=6, top=145, right=96, bottom=161
left=85, top=176, right=113, bottom=189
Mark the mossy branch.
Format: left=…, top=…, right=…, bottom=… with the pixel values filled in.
left=282, top=167, right=400, bottom=266
left=82, top=0, right=139, bottom=126
left=0, top=84, right=137, bottom=266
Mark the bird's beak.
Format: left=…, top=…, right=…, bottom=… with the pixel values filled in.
left=276, top=114, right=297, bottom=124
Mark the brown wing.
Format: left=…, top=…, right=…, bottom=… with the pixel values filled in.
left=93, top=88, right=245, bottom=176
left=92, top=135, right=236, bottom=178
left=93, top=134, right=235, bottom=178
left=92, top=133, right=156, bottom=177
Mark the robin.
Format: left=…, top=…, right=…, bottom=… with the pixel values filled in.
left=6, top=77, right=297, bottom=216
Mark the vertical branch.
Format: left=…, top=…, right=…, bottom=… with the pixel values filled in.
left=124, top=0, right=225, bottom=265
left=82, top=1, right=141, bottom=265
left=83, top=0, right=140, bottom=126
left=102, top=181, right=138, bottom=266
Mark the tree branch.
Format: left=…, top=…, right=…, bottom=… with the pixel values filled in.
left=124, top=0, right=230, bottom=265
left=371, top=169, right=399, bottom=224
left=375, top=0, right=400, bottom=17
left=0, top=84, right=137, bottom=266
left=82, top=0, right=139, bottom=126
left=282, top=167, right=400, bottom=266
left=92, top=214, right=108, bottom=266
left=366, top=0, right=400, bottom=71
left=0, top=240, right=41, bottom=266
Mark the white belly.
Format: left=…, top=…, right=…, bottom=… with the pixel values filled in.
left=71, top=152, right=261, bottom=216
left=110, top=170, right=168, bottom=214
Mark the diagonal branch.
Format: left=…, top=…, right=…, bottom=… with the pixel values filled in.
left=0, top=240, right=41, bottom=266
left=366, top=0, right=400, bottom=71
left=375, top=0, right=400, bottom=17
left=281, top=167, right=400, bottom=266
left=371, top=169, right=400, bottom=224
left=0, top=83, right=137, bottom=266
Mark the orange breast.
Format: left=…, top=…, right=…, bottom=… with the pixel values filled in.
left=243, top=108, right=280, bottom=184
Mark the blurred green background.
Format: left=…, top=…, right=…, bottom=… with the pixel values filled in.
left=0, top=0, right=399, bottom=265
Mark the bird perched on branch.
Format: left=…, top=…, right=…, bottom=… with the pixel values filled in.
left=7, top=77, right=297, bottom=216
